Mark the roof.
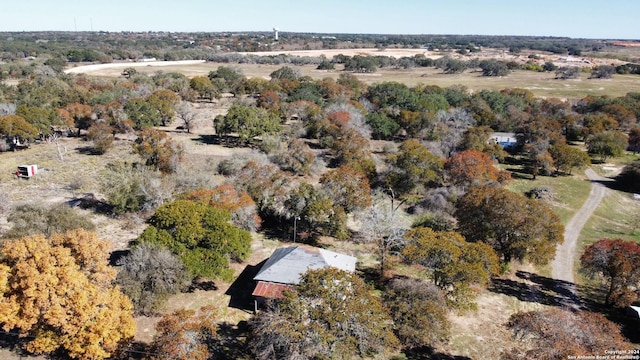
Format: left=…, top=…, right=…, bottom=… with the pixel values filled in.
left=253, top=245, right=357, bottom=285
left=252, top=281, right=294, bottom=298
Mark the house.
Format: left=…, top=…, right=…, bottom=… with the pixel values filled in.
left=251, top=245, right=356, bottom=310
left=490, top=132, right=518, bottom=149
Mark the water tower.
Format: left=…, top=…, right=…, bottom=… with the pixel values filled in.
left=273, top=27, right=279, bottom=41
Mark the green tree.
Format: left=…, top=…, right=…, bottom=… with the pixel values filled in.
left=456, top=186, right=564, bottom=265
left=249, top=268, right=399, bottom=359
left=189, top=76, right=218, bottom=101
left=365, top=112, right=400, bottom=140
left=124, top=97, right=162, bottom=130
left=147, top=89, right=180, bottom=126
left=586, top=131, right=628, bottom=161
left=386, top=139, right=443, bottom=195
left=549, top=143, right=591, bottom=175
left=479, top=59, right=509, bottom=76
left=403, top=227, right=499, bottom=308
left=269, top=66, right=300, bottom=81
left=580, top=238, right=640, bottom=308
left=133, top=128, right=183, bottom=173
left=136, top=200, right=251, bottom=281
left=0, top=230, right=135, bottom=359
left=215, top=104, right=282, bottom=145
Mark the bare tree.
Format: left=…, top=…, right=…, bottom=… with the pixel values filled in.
left=359, top=190, right=408, bottom=276
left=176, top=102, right=198, bottom=133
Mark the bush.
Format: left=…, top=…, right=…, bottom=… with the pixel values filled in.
left=5, top=203, right=95, bottom=239
left=86, top=122, right=114, bottom=154
left=116, top=243, right=192, bottom=315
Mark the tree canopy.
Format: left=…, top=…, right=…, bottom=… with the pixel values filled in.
left=0, top=230, right=135, bottom=359
left=249, top=268, right=398, bottom=359
left=136, top=199, right=251, bottom=281
left=456, top=186, right=564, bottom=265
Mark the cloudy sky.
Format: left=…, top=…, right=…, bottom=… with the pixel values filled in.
left=2, top=0, right=637, bottom=39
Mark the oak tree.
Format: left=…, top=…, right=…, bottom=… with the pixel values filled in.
left=150, top=307, right=218, bottom=360
left=249, top=268, right=398, bottom=360
left=403, top=227, right=499, bottom=308
left=133, top=128, right=183, bottom=173
left=445, top=149, right=511, bottom=187
left=0, top=230, right=135, bottom=359
left=580, top=238, right=640, bottom=307
left=504, top=309, right=629, bottom=359
left=456, top=186, right=564, bottom=265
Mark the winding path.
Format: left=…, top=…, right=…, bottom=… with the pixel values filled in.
left=551, top=168, right=607, bottom=283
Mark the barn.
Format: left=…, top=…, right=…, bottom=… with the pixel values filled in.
left=251, top=245, right=356, bottom=311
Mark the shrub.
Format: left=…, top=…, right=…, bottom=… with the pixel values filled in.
left=5, top=203, right=95, bottom=239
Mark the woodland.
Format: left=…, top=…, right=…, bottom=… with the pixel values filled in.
left=0, top=32, right=640, bottom=359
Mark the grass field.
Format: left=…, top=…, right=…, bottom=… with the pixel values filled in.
left=75, top=61, right=640, bottom=100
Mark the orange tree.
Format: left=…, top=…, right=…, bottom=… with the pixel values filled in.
left=455, top=186, right=564, bottom=265
left=0, top=230, right=135, bottom=359
left=580, top=238, right=640, bottom=308
left=133, top=128, right=183, bottom=173
left=150, top=307, right=219, bottom=360
left=444, top=149, right=511, bottom=187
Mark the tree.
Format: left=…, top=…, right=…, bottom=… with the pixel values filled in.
left=182, top=185, right=262, bottom=232
left=580, top=238, right=640, bottom=307
left=136, top=199, right=251, bottom=281
left=555, top=66, right=580, bottom=79
left=176, top=101, right=198, bottom=133
left=150, top=307, right=218, bottom=360
left=269, top=66, right=300, bottom=81
left=124, top=97, right=162, bottom=130
left=5, top=203, right=95, bottom=239
left=0, top=114, right=39, bottom=144
left=616, top=160, right=640, bottom=193
left=215, top=104, right=282, bottom=145
left=86, top=122, right=115, bottom=154
left=147, top=89, right=180, bottom=126
left=0, top=230, right=135, bottom=359
left=548, top=143, right=591, bottom=175
left=445, top=150, right=511, bottom=187
left=116, top=243, right=191, bottom=315
left=590, top=65, right=616, bottom=79
left=365, top=112, right=400, bottom=140
left=64, top=103, right=94, bottom=136
left=249, top=268, right=399, bottom=360
left=586, top=131, right=628, bottom=161
left=403, top=227, right=499, bottom=308
left=504, top=309, right=629, bottom=359
left=386, top=139, right=443, bottom=195
left=479, top=59, right=509, bottom=77
left=133, top=128, right=183, bottom=173
left=629, top=127, right=640, bottom=154
left=189, top=76, right=218, bottom=101
left=319, top=165, right=372, bottom=213
left=456, top=186, right=564, bottom=265
left=359, top=192, right=407, bottom=276
left=383, top=278, right=450, bottom=349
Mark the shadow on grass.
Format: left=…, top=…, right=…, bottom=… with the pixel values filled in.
left=489, top=271, right=600, bottom=311
left=225, top=260, right=266, bottom=313
left=402, top=346, right=472, bottom=360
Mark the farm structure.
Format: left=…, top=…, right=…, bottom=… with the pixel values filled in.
left=491, top=132, right=519, bottom=149
left=251, top=245, right=356, bottom=310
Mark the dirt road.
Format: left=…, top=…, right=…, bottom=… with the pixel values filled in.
left=551, top=168, right=607, bottom=283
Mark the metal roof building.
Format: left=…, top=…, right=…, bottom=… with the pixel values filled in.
left=252, top=245, right=357, bottom=300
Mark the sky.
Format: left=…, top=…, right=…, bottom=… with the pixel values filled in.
left=2, top=0, right=638, bottom=40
